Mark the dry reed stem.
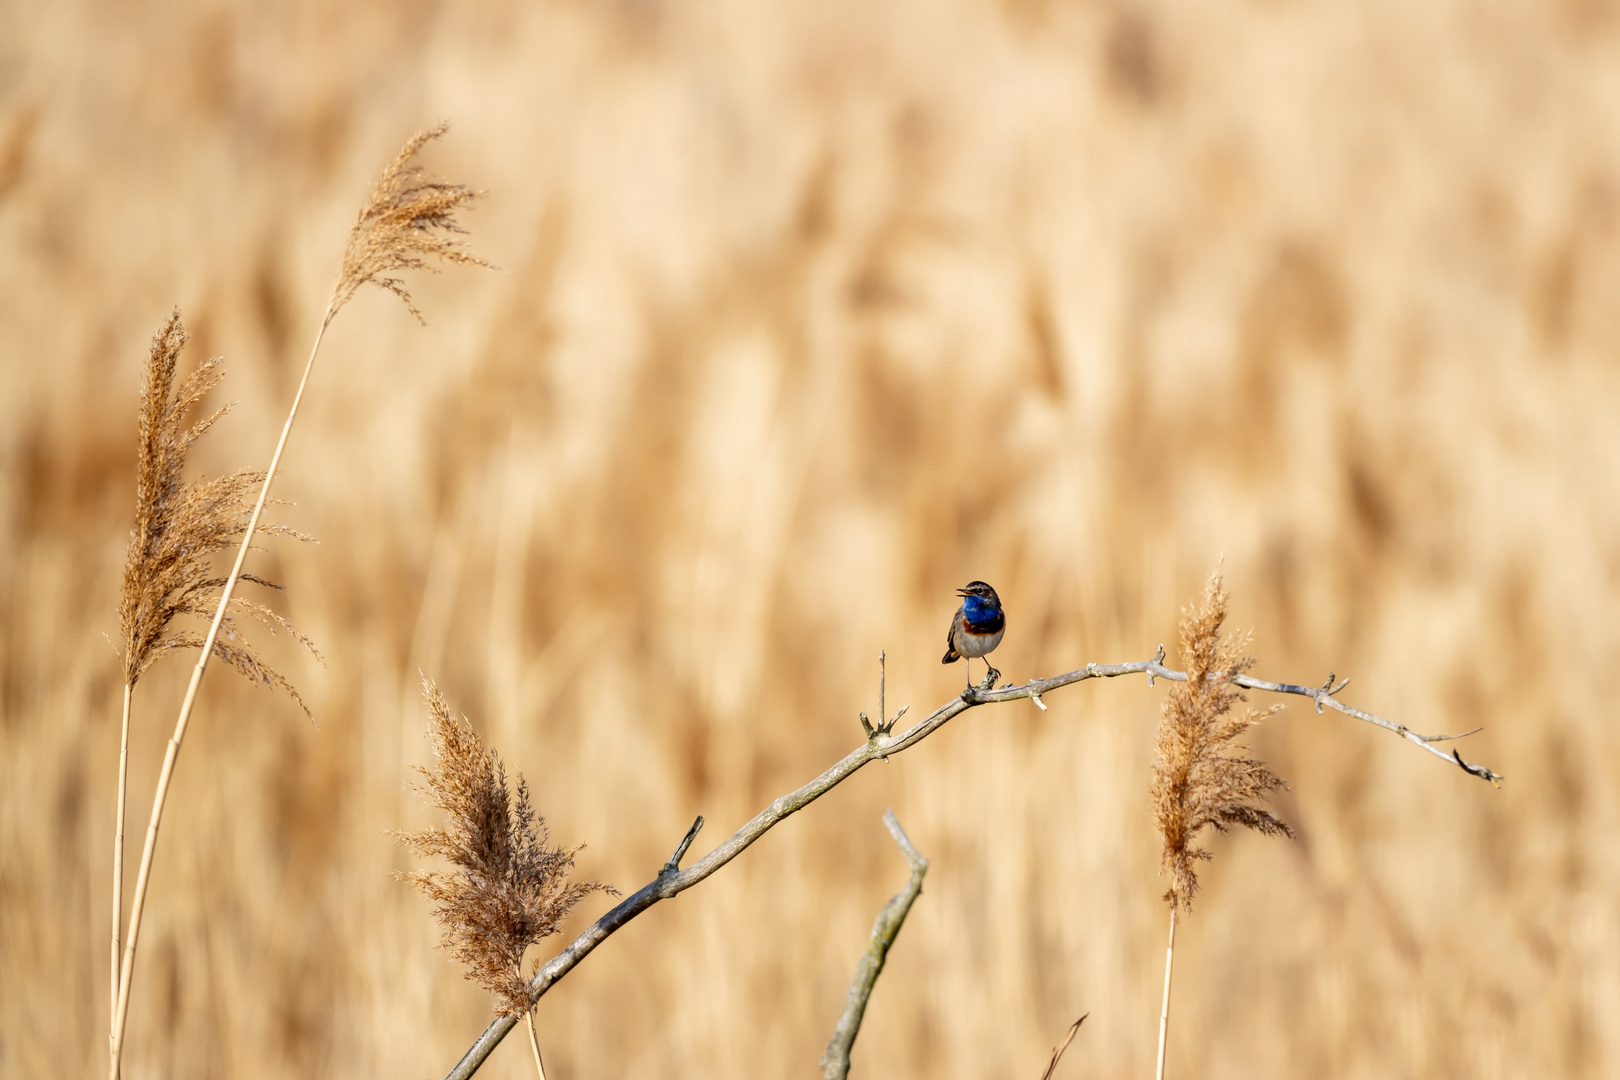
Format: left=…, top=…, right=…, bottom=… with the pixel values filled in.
left=110, top=311, right=316, bottom=1070
left=108, top=126, right=486, bottom=1080
left=523, top=1012, right=547, bottom=1080
left=1154, top=906, right=1177, bottom=1080
left=1038, top=1014, right=1087, bottom=1080
left=393, top=677, right=616, bottom=1020
left=1149, top=571, right=1292, bottom=1080
left=110, top=683, right=130, bottom=1047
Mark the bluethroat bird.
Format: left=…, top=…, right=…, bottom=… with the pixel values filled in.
left=942, top=581, right=1005, bottom=688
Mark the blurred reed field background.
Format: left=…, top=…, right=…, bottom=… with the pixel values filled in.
left=2, top=1, right=1618, bottom=1077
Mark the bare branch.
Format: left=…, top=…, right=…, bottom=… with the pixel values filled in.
left=820, top=810, right=929, bottom=1080
left=1039, top=1014, right=1088, bottom=1080
left=880, top=811, right=927, bottom=875
left=967, top=656, right=1503, bottom=786
left=1221, top=672, right=1498, bottom=783
left=661, top=816, right=704, bottom=877
left=434, top=651, right=1499, bottom=1079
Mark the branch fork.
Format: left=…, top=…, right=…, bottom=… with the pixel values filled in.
left=1311, top=672, right=1351, bottom=713
left=860, top=652, right=910, bottom=758
left=660, top=816, right=705, bottom=882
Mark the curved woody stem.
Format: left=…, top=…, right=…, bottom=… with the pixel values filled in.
left=436, top=651, right=1497, bottom=1080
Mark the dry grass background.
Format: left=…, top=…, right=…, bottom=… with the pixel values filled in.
left=2, top=1, right=1618, bottom=1077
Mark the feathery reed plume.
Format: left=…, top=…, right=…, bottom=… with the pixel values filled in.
left=1149, top=571, right=1291, bottom=1080
left=394, top=678, right=615, bottom=1080
left=109, top=310, right=317, bottom=1058
left=327, top=122, right=489, bottom=325
left=1151, top=572, right=1291, bottom=908
left=119, top=310, right=318, bottom=702
left=109, top=126, right=487, bottom=1080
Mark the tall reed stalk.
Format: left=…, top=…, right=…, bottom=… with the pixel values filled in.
left=111, top=682, right=130, bottom=1041
left=524, top=1013, right=548, bottom=1080
left=1153, top=905, right=1177, bottom=1080
left=110, top=310, right=316, bottom=1071
left=1149, top=571, right=1292, bottom=1080
left=107, top=122, right=485, bottom=1079
left=393, top=678, right=614, bottom=1080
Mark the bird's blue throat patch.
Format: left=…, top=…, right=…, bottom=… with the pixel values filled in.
left=962, top=594, right=1004, bottom=634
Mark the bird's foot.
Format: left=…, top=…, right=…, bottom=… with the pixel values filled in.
left=961, top=666, right=1001, bottom=702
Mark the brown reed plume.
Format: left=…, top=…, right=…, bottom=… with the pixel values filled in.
left=1149, top=570, right=1291, bottom=1080
left=109, top=126, right=487, bottom=1080
left=395, top=678, right=615, bottom=1080
left=326, top=121, right=489, bottom=325
left=109, top=310, right=317, bottom=1057
left=119, top=310, right=318, bottom=701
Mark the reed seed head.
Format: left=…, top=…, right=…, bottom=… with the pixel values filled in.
left=328, top=122, right=490, bottom=325
left=393, top=677, right=616, bottom=1018
left=117, top=309, right=319, bottom=709
left=1151, top=571, right=1292, bottom=912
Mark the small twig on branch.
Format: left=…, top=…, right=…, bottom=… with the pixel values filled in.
left=868, top=651, right=909, bottom=741
left=859, top=653, right=911, bottom=751
left=881, top=650, right=894, bottom=735
left=434, top=650, right=1498, bottom=1080
left=662, top=816, right=704, bottom=876
left=819, top=810, right=929, bottom=1080
left=1039, top=1014, right=1088, bottom=1080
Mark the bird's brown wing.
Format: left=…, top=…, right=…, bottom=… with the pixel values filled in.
left=941, top=609, right=962, bottom=664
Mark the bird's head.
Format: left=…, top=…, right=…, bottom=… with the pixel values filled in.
left=957, top=581, right=1001, bottom=607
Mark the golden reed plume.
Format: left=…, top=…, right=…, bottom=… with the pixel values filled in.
left=394, top=678, right=615, bottom=1079
left=119, top=309, right=318, bottom=706
left=328, top=122, right=489, bottom=325
left=1150, top=570, right=1291, bottom=1080
left=1151, top=570, right=1291, bottom=909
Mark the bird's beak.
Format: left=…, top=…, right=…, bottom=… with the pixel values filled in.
left=955, top=588, right=970, bottom=596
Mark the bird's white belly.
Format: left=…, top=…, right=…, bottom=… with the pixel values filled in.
left=956, top=626, right=1004, bottom=658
